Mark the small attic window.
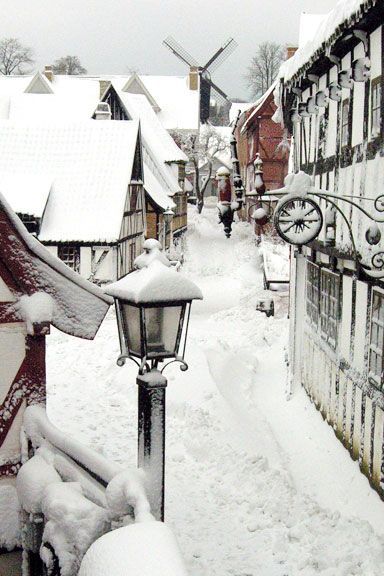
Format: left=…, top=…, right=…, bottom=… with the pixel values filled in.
left=58, top=245, right=80, bottom=273
left=18, top=214, right=41, bottom=235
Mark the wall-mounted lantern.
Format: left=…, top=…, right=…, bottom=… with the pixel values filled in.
left=352, top=57, right=370, bottom=82
left=338, top=69, right=353, bottom=89
left=328, top=82, right=342, bottom=102
left=298, top=102, right=310, bottom=117
left=306, top=97, right=318, bottom=115
left=315, top=90, right=329, bottom=108
left=163, top=207, right=175, bottom=226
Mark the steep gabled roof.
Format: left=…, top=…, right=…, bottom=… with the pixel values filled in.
left=279, top=0, right=377, bottom=83
left=10, top=76, right=101, bottom=121
left=240, top=82, right=277, bottom=133
left=109, top=87, right=184, bottom=205
left=0, top=120, right=140, bottom=243
left=0, top=192, right=111, bottom=339
left=121, top=73, right=161, bottom=112
left=113, top=75, right=199, bottom=130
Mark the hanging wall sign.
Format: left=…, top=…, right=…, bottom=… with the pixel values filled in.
left=274, top=196, right=323, bottom=245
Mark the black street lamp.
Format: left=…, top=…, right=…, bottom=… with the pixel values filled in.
left=104, top=251, right=202, bottom=521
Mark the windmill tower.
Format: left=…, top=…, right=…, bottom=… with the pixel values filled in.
left=163, top=36, right=237, bottom=124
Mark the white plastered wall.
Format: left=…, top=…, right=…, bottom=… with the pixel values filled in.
left=353, top=281, right=369, bottom=373
left=340, top=275, right=353, bottom=362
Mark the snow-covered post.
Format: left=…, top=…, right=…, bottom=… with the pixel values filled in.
left=136, top=370, right=167, bottom=520
left=104, top=241, right=202, bottom=521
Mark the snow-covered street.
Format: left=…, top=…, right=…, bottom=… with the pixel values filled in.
left=47, top=206, right=384, bottom=576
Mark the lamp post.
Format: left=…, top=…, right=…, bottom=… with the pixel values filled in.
left=104, top=250, right=202, bottom=521
left=162, top=207, right=174, bottom=250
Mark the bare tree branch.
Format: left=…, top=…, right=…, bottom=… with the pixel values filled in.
left=0, top=38, right=34, bottom=75
left=172, top=127, right=230, bottom=213
left=244, top=42, right=284, bottom=99
left=52, top=55, right=87, bottom=75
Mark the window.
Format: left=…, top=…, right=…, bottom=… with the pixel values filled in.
left=319, top=269, right=340, bottom=349
left=130, top=242, right=136, bottom=270
left=341, top=99, right=349, bottom=147
left=18, top=213, right=40, bottom=235
left=58, top=245, right=80, bottom=273
left=371, top=77, right=381, bottom=136
left=306, top=262, right=340, bottom=350
left=369, top=290, right=384, bottom=388
left=306, top=261, right=320, bottom=325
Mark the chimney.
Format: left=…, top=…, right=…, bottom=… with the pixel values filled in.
left=94, top=101, right=112, bottom=120
left=44, top=65, right=54, bottom=83
left=286, top=46, right=298, bottom=60
left=188, top=66, right=199, bottom=91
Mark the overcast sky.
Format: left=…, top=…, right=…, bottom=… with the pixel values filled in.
left=3, top=0, right=337, bottom=100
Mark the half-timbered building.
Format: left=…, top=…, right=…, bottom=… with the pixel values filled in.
left=102, top=82, right=189, bottom=244
left=0, top=120, right=145, bottom=282
left=274, top=0, right=384, bottom=495
left=235, top=82, right=289, bottom=233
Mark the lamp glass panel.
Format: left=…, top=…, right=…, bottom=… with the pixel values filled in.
left=144, top=305, right=183, bottom=356
left=121, top=303, right=142, bottom=355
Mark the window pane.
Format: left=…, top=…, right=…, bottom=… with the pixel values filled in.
left=122, top=304, right=142, bottom=356
left=144, top=306, right=182, bottom=357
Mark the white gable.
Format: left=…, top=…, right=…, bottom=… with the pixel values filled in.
left=122, top=74, right=160, bottom=112
left=24, top=72, right=53, bottom=94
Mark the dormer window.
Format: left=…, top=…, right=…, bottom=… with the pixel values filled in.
left=18, top=213, right=41, bottom=235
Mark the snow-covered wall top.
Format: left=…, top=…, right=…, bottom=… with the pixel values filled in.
left=0, top=192, right=111, bottom=339
left=279, top=0, right=377, bottom=83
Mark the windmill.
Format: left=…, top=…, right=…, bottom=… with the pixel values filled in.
left=163, top=36, right=237, bottom=124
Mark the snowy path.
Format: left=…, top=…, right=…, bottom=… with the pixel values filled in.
left=48, top=207, right=384, bottom=575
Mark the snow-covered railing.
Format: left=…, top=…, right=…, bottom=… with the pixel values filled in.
left=260, top=244, right=290, bottom=291
left=17, top=405, right=156, bottom=576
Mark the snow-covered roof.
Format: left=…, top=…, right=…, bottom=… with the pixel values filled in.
left=0, top=120, right=140, bottom=243
left=0, top=173, right=52, bottom=217
left=298, top=13, right=328, bottom=49
left=240, top=82, right=277, bottom=133
left=143, top=163, right=176, bottom=211
left=0, top=73, right=101, bottom=121
left=110, top=88, right=184, bottom=205
left=279, top=0, right=376, bottom=82
left=105, top=259, right=203, bottom=304
left=229, top=102, right=253, bottom=125
left=113, top=74, right=200, bottom=130
left=0, top=191, right=111, bottom=339
left=115, top=90, right=187, bottom=164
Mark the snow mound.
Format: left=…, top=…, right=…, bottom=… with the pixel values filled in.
left=79, top=521, right=187, bottom=576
